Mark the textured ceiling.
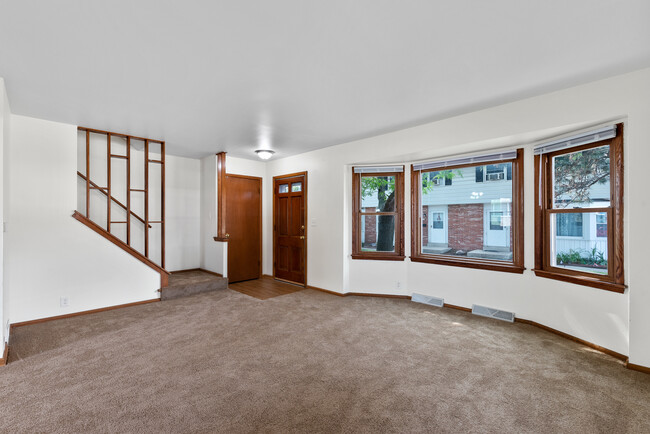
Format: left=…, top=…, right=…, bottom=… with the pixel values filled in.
left=1, top=0, right=649, bottom=159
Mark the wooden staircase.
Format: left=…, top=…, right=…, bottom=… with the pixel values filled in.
left=161, top=270, right=227, bottom=300
left=73, top=127, right=169, bottom=289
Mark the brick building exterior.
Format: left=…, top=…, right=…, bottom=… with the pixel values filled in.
left=362, top=208, right=377, bottom=247
left=447, top=204, right=484, bottom=251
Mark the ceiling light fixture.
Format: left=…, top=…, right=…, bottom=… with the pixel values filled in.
left=255, top=149, right=275, bottom=160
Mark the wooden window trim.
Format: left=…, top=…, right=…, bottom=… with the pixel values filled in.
left=352, top=168, right=405, bottom=260
left=533, top=123, right=625, bottom=293
left=410, top=149, right=525, bottom=274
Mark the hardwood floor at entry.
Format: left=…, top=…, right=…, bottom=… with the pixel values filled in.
left=229, top=277, right=304, bottom=300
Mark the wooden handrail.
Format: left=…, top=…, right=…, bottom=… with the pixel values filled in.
left=78, top=126, right=164, bottom=144
left=72, top=211, right=169, bottom=288
left=77, top=171, right=152, bottom=228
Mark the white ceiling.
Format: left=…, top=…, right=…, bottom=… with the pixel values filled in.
left=1, top=1, right=649, bottom=159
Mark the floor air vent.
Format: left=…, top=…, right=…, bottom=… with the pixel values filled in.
left=471, top=304, right=515, bottom=323
left=411, top=293, right=444, bottom=308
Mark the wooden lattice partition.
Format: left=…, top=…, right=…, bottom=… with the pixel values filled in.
left=77, top=127, right=165, bottom=268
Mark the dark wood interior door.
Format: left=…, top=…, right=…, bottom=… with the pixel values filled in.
left=226, top=174, right=262, bottom=283
left=274, top=174, right=306, bottom=285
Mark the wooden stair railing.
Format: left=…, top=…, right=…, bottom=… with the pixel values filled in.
left=75, top=127, right=167, bottom=288
left=72, top=211, right=169, bottom=287
left=77, top=172, right=152, bottom=229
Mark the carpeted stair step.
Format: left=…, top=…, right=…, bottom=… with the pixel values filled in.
left=161, top=270, right=228, bottom=301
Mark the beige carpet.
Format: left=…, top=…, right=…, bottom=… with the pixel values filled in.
left=3, top=288, right=650, bottom=433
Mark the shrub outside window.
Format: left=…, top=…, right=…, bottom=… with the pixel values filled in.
left=352, top=167, right=405, bottom=260
left=534, top=124, right=625, bottom=292
left=410, top=149, right=524, bottom=273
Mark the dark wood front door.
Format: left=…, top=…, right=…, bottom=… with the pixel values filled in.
left=226, top=174, right=262, bottom=283
left=274, top=173, right=307, bottom=285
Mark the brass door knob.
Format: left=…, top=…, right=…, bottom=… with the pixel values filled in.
left=300, top=236, right=305, bottom=239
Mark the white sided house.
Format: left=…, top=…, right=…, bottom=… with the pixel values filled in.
left=420, top=163, right=513, bottom=260
left=361, top=161, right=610, bottom=264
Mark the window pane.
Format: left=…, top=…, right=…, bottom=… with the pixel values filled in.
left=360, top=175, right=396, bottom=212
left=550, top=212, right=608, bottom=275
left=279, top=184, right=289, bottom=193
left=485, top=163, right=507, bottom=182
left=553, top=145, right=610, bottom=209
left=291, top=182, right=302, bottom=192
left=596, top=212, right=607, bottom=237
left=422, top=171, right=452, bottom=187
left=420, top=167, right=513, bottom=262
left=490, top=212, right=504, bottom=230
left=431, top=212, right=444, bottom=229
left=361, top=215, right=395, bottom=252
left=556, top=213, right=583, bottom=237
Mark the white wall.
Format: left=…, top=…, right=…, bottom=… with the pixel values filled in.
left=265, top=68, right=650, bottom=367
left=0, top=79, right=9, bottom=354
left=164, top=155, right=201, bottom=271
left=6, top=115, right=160, bottom=323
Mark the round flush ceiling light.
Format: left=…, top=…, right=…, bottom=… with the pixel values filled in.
left=255, top=149, right=275, bottom=160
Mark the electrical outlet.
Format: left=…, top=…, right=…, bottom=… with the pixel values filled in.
left=60, top=296, right=69, bottom=308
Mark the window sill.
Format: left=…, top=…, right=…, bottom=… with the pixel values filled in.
left=410, top=255, right=525, bottom=274
left=351, top=254, right=406, bottom=261
left=533, top=269, right=626, bottom=293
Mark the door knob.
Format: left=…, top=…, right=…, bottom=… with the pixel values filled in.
left=301, top=225, right=305, bottom=230
left=225, top=233, right=230, bottom=238
left=300, top=236, right=305, bottom=239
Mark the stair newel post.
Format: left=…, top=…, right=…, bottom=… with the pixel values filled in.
left=86, top=130, right=90, bottom=218
left=144, top=139, right=149, bottom=258
left=126, top=136, right=131, bottom=246
left=161, top=141, right=166, bottom=269
left=107, top=133, right=111, bottom=234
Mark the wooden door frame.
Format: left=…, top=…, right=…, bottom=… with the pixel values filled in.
left=273, top=171, right=308, bottom=287
left=226, top=173, right=263, bottom=279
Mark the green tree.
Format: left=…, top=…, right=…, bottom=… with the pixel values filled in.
left=361, top=176, right=396, bottom=251
left=554, top=146, right=610, bottom=208
left=360, top=170, right=461, bottom=251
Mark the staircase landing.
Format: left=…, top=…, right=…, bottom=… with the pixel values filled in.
left=161, top=270, right=228, bottom=301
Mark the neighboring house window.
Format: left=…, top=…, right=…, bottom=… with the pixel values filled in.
left=596, top=212, right=607, bottom=237
left=410, top=149, right=524, bottom=273
left=476, top=163, right=512, bottom=182
left=424, top=170, right=453, bottom=186
left=352, top=166, right=405, bottom=260
left=534, top=124, right=625, bottom=293
left=556, top=213, right=583, bottom=237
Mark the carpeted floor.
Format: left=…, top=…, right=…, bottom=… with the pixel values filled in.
left=3, top=288, right=650, bottom=433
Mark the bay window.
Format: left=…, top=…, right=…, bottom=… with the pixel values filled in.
left=352, top=166, right=405, bottom=260
left=410, top=149, right=524, bottom=273
left=534, top=124, right=625, bottom=292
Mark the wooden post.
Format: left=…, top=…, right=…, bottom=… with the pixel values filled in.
left=144, top=139, right=149, bottom=258
left=216, top=152, right=228, bottom=240
left=126, top=136, right=131, bottom=246
left=161, top=141, right=166, bottom=269
left=107, top=133, right=111, bottom=233
left=86, top=130, right=90, bottom=218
